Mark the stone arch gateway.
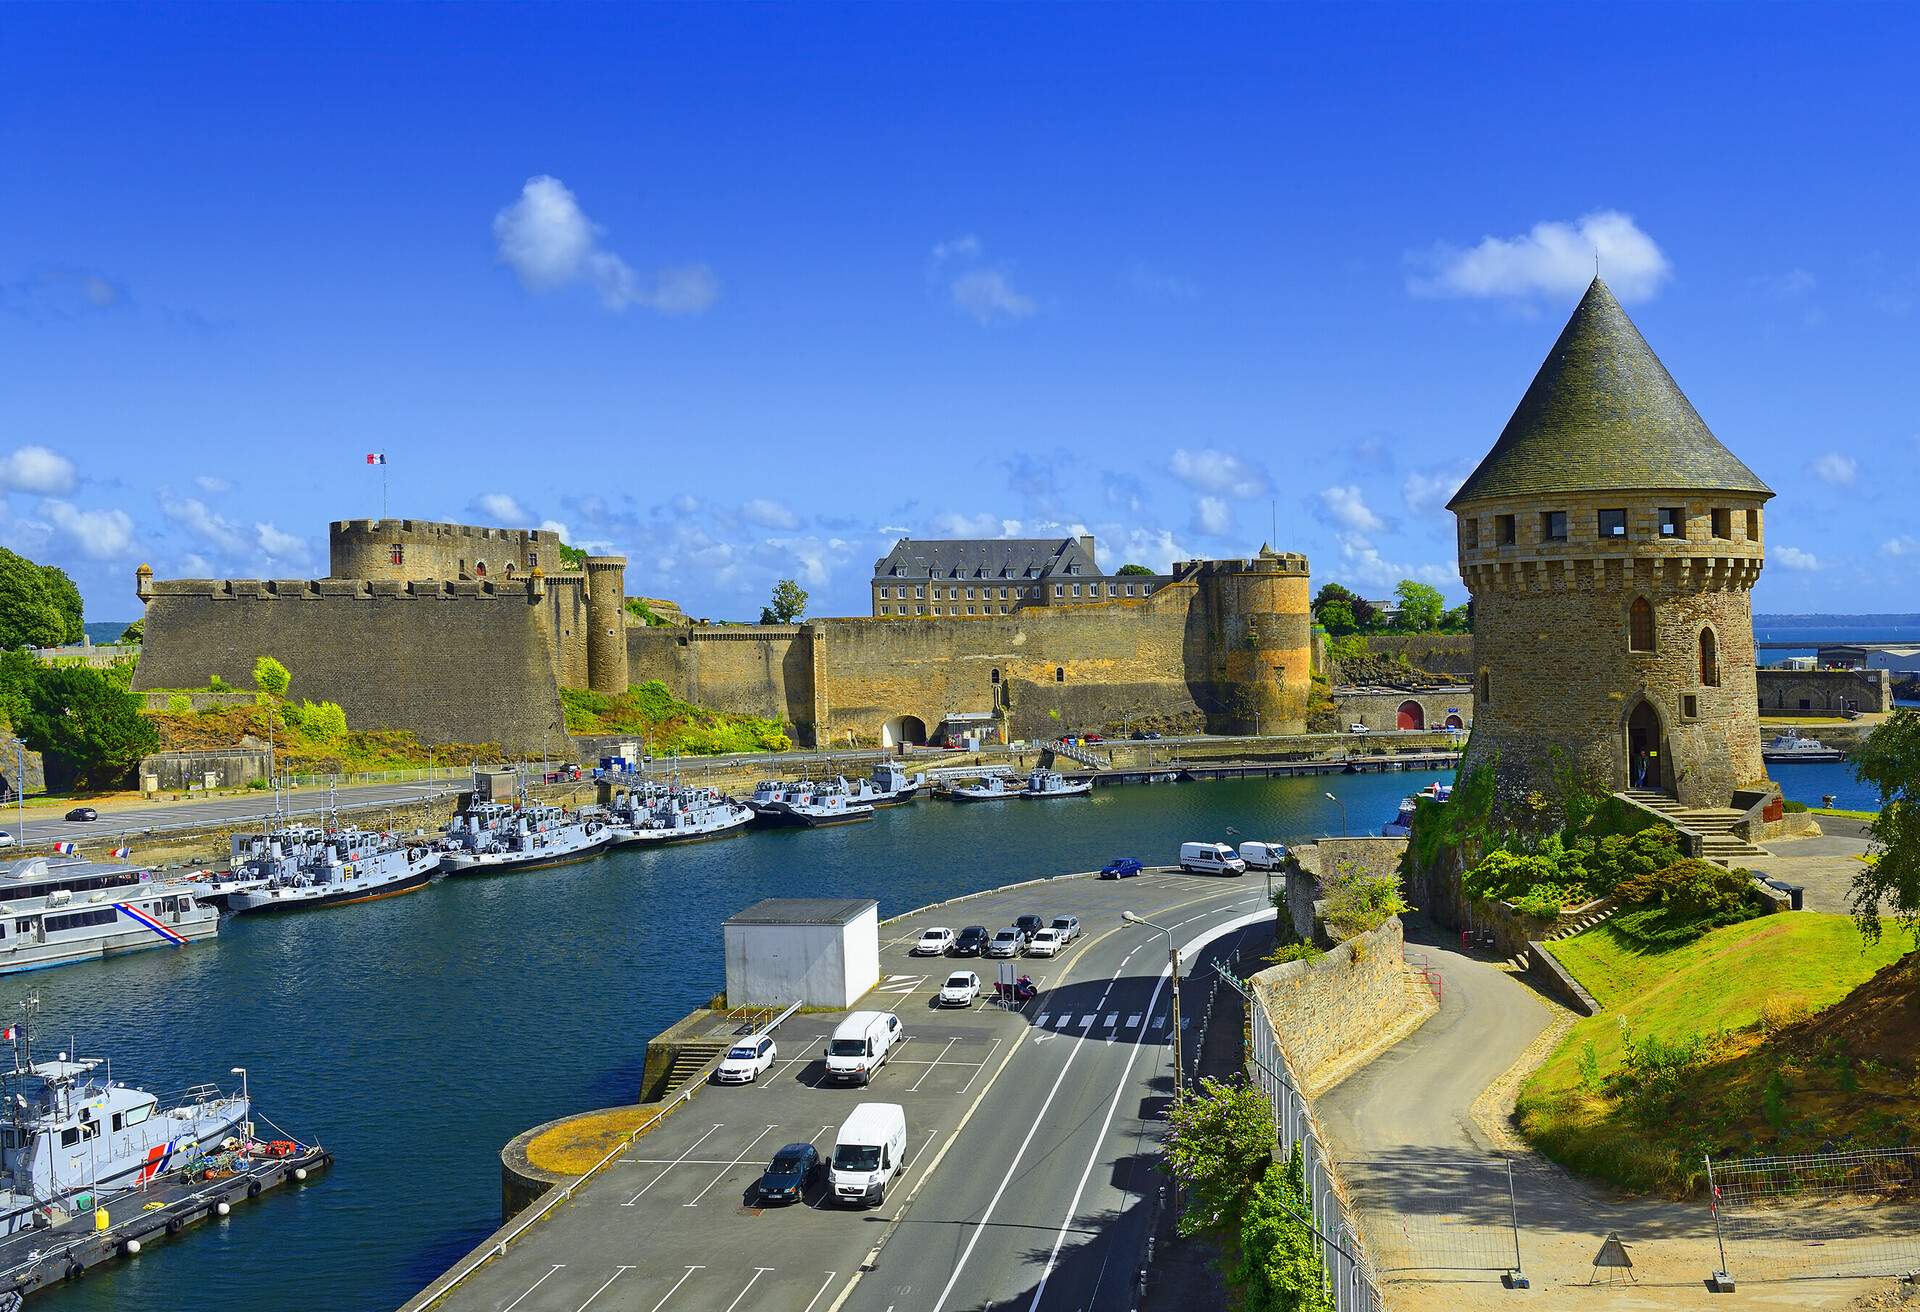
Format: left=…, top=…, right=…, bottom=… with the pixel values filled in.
left=881, top=714, right=928, bottom=748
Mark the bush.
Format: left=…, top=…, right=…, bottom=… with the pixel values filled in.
left=1237, top=1146, right=1332, bottom=1312
left=1606, top=1021, right=1713, bottom=1126
left=166, top=691, right=192, bottom=714
left=1268, top=942, right=1324, bottom=964
left=1782, top=799, right=1809, bottom=813
left=1321, top=864, right=1408, bottom=939
left=1610, top=859, right=1761, bottom=948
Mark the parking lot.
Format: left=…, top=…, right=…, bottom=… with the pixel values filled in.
left=430, top=868, right=1274, bottom=1312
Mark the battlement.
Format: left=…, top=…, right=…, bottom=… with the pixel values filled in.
left=1178, top=550, right=1310, bottom=578
left=329, top=518, right=561, bottom=544
left=327, top=517, right=570, bottom=583
left=144, top=576, right=547, bottom=602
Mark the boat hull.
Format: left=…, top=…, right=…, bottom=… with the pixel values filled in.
left=439, top=834, right=612, bottom=875
left=0, top=918, right=220, bottom=975
left=611, top=814, right=753, bottom=846
left=229, top=865, right=435, bottom=914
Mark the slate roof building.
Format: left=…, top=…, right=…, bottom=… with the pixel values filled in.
left=870, top=534, right=1171, bottom=617
left=1452, top=278, right=1775, bottom=812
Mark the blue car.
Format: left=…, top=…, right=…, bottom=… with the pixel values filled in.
left=756, top=1142, right=821, bottom=1204
left=1099, top=857, right=1144, bottom=879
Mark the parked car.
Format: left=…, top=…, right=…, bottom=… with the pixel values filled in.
left=756, top=1142, right=821, bottom=1204
left=1099, top=857, right=1144, bottom=879
left=952, top=925, right=989, bottom=956
left=1238, top=841, right=1288, bottom=871
left=715, top=1033, right=777, bottom=1085
left=1083, top=733, right=1104, bottom=743
left=824, top=1011, right=903, bottom=1085
left=937, top=971, right=981, bottom=1007
left=65, top=807, right=98, bottom=822
left=1013, top=914, right=1044, bottom=942
left=1347, top=723, right=1370, bottom=735
left=985, top=928, right=1023, bottom=958
left=0, top=831, right=13, bottom=849
left=1130, top=729, right=1163, bottom=740
left=1049, top=914, right=1081, bottom=943
left=913, top=927, right=955, bottom=956
left=1025, top=928, right=1061, bottom=957
left=1179, top=841, right=1248, bottom=876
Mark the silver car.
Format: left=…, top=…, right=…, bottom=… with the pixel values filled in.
left=985, top=928, right=1022, bottom=958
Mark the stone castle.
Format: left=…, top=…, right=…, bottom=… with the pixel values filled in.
left=132, top=520, right=1315, bottom=752
left=1452, top=277, right=1771, bottom=810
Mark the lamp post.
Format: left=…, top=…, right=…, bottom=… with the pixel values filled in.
left=1324, top=790, right=1347, bottom=837
left=230, top=1065, right=249, bottom=1105
left=1123, top=911, right=1184, bottom=1101
left=4, top=736, right=25, bottom=848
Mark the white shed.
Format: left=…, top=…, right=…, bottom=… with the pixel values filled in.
left=723, top=897, right=880, bottom=1009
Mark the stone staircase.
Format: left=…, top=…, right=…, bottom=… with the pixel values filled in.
left=1622, top=790, right=1770, bottom=866
left=659, top=1041, right=727, bottom=1097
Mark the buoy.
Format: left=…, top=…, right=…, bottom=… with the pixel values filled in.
left=125, top=1239, right=142, bottom=1256
left=294, top=1167, right=308, bottom=1181
left=215, top=1201, right=231, bottom=1217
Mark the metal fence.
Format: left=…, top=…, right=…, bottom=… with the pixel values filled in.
left=1336, top=1154, right=1527, bottom=1287
left=1707, top=1147, right=1920, bottom=1286
left=1238, top=965, right=1387, bottom=1312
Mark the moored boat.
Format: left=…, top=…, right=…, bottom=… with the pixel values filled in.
left=227, top=828, right=439, bottom=913
left=0, top=858, right=217, bottom=975
left=1762, top=730, right=1846, bottom=763
left=949, top=773, right=1018, bottom=802
left=1022, top=768, right=1092, bottom=798
left=610, top=784, right=754, bottom=846
left=438, top=803, right=612, bottom=874
left=764, top=779, right=874, bottom=827
left=845, top=761, right=925, bottom=807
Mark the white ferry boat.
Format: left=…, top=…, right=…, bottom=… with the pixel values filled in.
left=610, top=785, right=753, bottom=846
left=439, top=803, right=612, bottom=874
left=845, top=762, right=925, bottom=807
left=228, top=828, right=439, bottom=913
left=0, top=858, right=217, bottom=975
left=1762, top=730, right=1846, bottom=763
left=950, top=774, right=1018, bottom=802
left=1022, top=768, right=1092, bottom=798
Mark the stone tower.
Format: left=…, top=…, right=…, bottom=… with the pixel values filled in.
left=1193, top=547, right=1313, bottom=735
left=1451, top=278, right=1772, bottom=811
left=584, top=556, right=630, bottom=695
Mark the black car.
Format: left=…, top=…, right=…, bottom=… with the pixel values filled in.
left=65, top=807, right=98, bottom=822
left=1130, top=729, right=1163, bottom=740
left=1013, top=914, right=1045, bottom=942
left=756, top=1142, right=820, bottom=1204
left=952, top=925, right=990, bottom=956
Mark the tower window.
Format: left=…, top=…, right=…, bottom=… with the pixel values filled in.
left=1658, top=508, right=1684, bottom=538
left=1682, top=694, right=1699, bottom=720
left=473, top=560, right=487, bottom=578
left=1478, top=669, right=1490, bottom=705
left=1700, top=629, right=1720, bottom=687
left=991, top=668, right=1000, bottom=684
left=389, top=543, right=405, bottom=566
left=528, top=551, right=538, bottom=568
left=1745, top=508, right=1760, bottom=540
left=1495, top=515, right=1516, bottom=546
left=1629, top=597, right=1655, bottom=653
left=1541, top=511, right=1568, bottom=542
left=1711, top=508, right=1732, bottom=539
left=1055, top=667, right=1065, bottom=682
left=1463, top=519, right=1479, bottom=550
left=1598, top=508, right=1628, bottom=538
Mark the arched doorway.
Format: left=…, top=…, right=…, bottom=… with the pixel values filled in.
left=881, top=715, right=928, bottom=749
left=1626, top=701, right=1664, bottom=792
left=1396, top=700, right=1425, bottom=731
left=1444, top=713, right=1464, bottom=730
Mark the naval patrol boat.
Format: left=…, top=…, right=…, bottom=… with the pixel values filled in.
left=227, top=827, right=439, bottom=913
left=438, top=802, right=611, bottom=874
left=844, top=761, right=925, bottom=807
left=0, top=858, right=217, bottom=976
left=609, top=784, right=753, bottom=846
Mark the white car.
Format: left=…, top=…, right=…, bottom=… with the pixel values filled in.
left=1348, top=723, right=1370, bottom=734
left=0, top=831, right=13, bottom=849
left=937, top=971, right=981, bottom=1007
left=913, top=927, right=954, bottom=956
left=1025, top=928, right=1061, bottom=957
left=714, top=1033, right=777, bottom=1084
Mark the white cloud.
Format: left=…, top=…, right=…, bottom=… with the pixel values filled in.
left=537, top=518, right=572, bottom=543
left=253, top=522, right=309, bottom=562
left=159, top=494, right=247, bottom=554
left=1402, top=466, right=1470, bottom=514
left=471, top=492, right=529, bottom=524
left=193, top=474, right=231, bottom=495
left=929, top=512, right=1023, bottom=538
left=1192, top=495, right=1231, bottom=536
left=741, top=498, right=801, bottom=531
left=931, top=235, right=982, bottom=263
left=1409, top=210, right=1672, bottom=303
left=1169, top=448, right=1269, bottom=498
left=1116, top=527, right=1193, bottom=574
left=1882, top=535, right=1920, bottom=557
left=1774, top=545, right=1821, bottom=571
left=42, top=499, right=134, bottom=559
left=950, top=269, right=1036, bottom=324
left=1334, top=531, right=1454, bottom=592
left=1318, top=484, right=1386, bottom=533
left=1810, top=452, right=1857, bottom=486
left=0, top=445, right=77, bottom=495
left=758, top=535, right=858, bottom=590
left=493, top=175, right=716, bottom=315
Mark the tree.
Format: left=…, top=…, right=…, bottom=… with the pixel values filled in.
left=1850, top=707, right=1920, bottom=945
left=1439, top=602, right=1472, bottom=634
left=1391, top=579, right=1445, bottom=632
left=1117, top=563, right=1156, bottom=577
left=119, top=618, right=144, bottom=644
left=1238, top=1146, right=1333, bottom=1312
left=0, top=546, right=84, bottom=649
left=12, top=663, right=159, bottom=789
left=253, top=655, right=291, bottom=698
left=557, top=543, right=587, bottom=569
left=1163, top=1076, right=1275, bottom=1237
left=1317, top=599, right=1358, bottom=636
left=1311, top=582, right=1356, bottom=614
left=762, top=579, right=808, bottom=624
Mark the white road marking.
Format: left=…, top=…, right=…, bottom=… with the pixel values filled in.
left=802, top=1272, right=839, bottom=1312
left=501, top=1264, right=564, bottom=1312
left=759, top=1056, right=806, bottom=1088
left=957, top=1039, right=1001, bottom=1094
left=577, top=1265, right=633, bottom=1312
left=1126, top=1014, right=1142, bottom=1028
left=1153, top=1015, right=1167, bottom=1029
left=809, top=1123, right=834, bottom=1144
left=647, top=1266, right=703, bottom=1312
left=908, top=1038, right=958, bottom=1092
left=1052, top=1013, right=1071, bottom=1028
left=683, top=1124, right=778, bottom=1207
left=1078, top=1014, right=1095, bottom=1027
left=1034, top=1012, right=1050, bottom=1026
left=623, top=1125, right=723, bottom=1204
left=1103, top=1013, right=1118, bottom=1026
left=723, top=1268, right=774, bottom=1312
left=1033, top=1033, right=1054, bottom=1044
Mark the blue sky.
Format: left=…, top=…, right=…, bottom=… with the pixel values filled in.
left=3, top=3, right=1915, bottom=624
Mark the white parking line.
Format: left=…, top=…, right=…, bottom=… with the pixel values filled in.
left=684, top=1124, right=778, bottom=1207
left=758, top=1056, right=806, bottom=1088
left=908, top=1037, right=957, bottom=1092
left=802, top=1272, right=839, bottom=1312
left=623, top=1125, right=723, bottom=1205
left=501, top=1264, right=564, bottom=1312
left=808, top=1123, right=834, bottom=1144
left=957, top=1039, right=1001, bottom=1094
left=577, top=1265, right=633, bottom=1312
left=647, top=1266, right=703, bottom=1312
left=724, top=1268, right=774, bottom=1312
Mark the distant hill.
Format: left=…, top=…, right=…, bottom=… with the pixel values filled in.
left=83, top=620, right=135, bottom=644
left=1755, top=614, right=1920, bottom=628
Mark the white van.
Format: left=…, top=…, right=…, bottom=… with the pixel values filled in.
left=823, top=1010, right=903, bottom=1085
left=830, top=1102, right=908, bottom=1206
left=1179, top=841, right=1247, bottom=875
left=1238, top=841, right=1288, bottom=871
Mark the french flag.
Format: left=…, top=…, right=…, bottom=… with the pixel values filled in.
left=53, top=841, right=77, bottom=855
left=366, top=453, right=387, bottom=465
left=112, top=846, right=132, bottom=860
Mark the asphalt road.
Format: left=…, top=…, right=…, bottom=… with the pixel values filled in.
left=418, top=871, right=1274, bottom=1312
left=7, top=780, right=468, bottom=848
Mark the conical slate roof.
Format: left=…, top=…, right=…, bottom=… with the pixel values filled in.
left=1448, top=279, right=1773, bottom=509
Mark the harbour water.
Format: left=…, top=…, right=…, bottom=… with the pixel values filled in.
left=10, top=770, right=1443, bottom=1312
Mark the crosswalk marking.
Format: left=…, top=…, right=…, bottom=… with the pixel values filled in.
left=1035, top=1012, right=1050, bottom=1027
left=1153, top=1015, right=1167, bottom=1029
left=1079, top=1014, right=1096, bottom=1027
left=1054, top=1014, right=1072, bottom=1029
left=1103, top=1013, right=1118, bottom=1026
left=1126, top=1014, right=1142, bottom=1028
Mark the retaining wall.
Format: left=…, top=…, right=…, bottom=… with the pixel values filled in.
left=1249, top=916, right=1427, bottom=1093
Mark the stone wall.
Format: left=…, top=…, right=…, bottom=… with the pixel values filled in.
left=1756, top=666, right=1891, bottom=715
left=1333, top=633, right=1475, bottom=682
left=627, top=627, right=815, bottom=731
left=1332, top=688, right=1471, bottom=733
left=329, top=518, right=562, bottom=582
left=140, top=748, right=273, bottom=791
left=132, top=579, right=569, bottom=752
left=1250, top=916, right=1429, bottom=1094
left=1287, top=836, right=1410, bottom=944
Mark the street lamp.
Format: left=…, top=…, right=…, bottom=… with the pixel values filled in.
left=1324, top=790, right=1347, bottom=837
left=230, top=1065, right=249, bottom=1105
left=1123, top=911, right=1185, bottom=1100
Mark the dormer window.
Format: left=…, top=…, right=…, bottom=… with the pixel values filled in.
left=1599, top=509, right=1628, bottom=538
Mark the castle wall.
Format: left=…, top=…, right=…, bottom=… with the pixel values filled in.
left=132, top=579, right=570, bottom=752
left=1756, top=666, right=1890, bottom=715
left=329, top=519, right=563, bottom=582
left=584, top=557, right=629, bottom=694
left=627, top=627, right=815, bottom=730
left=541, top=576, right=590, bottom=690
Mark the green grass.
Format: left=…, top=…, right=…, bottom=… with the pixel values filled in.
left=1812, top=806, right=1878, bottom=820
left=560, top=680, right=792, bottom=755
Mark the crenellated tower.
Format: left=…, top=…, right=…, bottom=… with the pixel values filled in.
left=1190, top=547, right=1313, bottom=735
left=1452, top=278, right=1772, bottom=810
left=584, top=555, right=630, bottom=695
